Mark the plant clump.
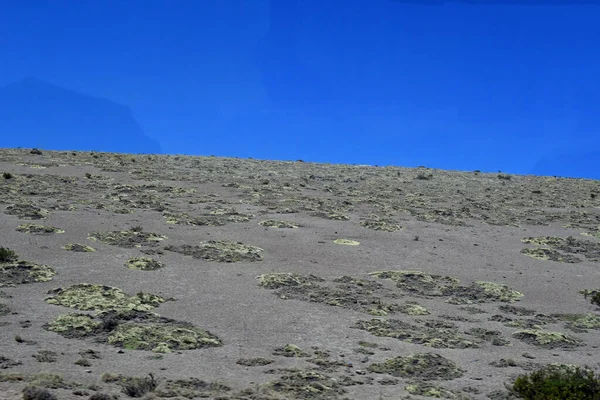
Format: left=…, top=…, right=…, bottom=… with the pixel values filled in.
left=154, top=377, right=231, bottom=398
left=61, top=243, right=96, bottom=252
left=511, top=363, right=600, bottom=400
left=353, top=318, right=476, bottom=349
left=512, top=329, right=582, bottom=349
left=4, top=203, right=49, bottom=219
left=165, top=240, right=264, bottom=262
left=0, top=247, right=18, bottom=263
left=259, top=219, right=299, bottom=228
left=16, top=224, right=64, bottom=234
left=45, top=283, right=165, bottom=311
left=88, top=229, right=167, bottom=248
left=124, top=257, right=165, bottom=271
left=368, top=353, right=464, bottom=380
left=45, top=309, right=222, bottom=352
left=273, top=344, right=310, bottom=357
left=0, top=260, right=56, bottom=287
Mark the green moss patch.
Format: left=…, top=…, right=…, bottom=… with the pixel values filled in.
left=108, top=322, right=221, bottom=351
left=45, top=309, right=222, bottom=352
left=62, top=243, right=96, bottom=252
left=521, top=248, right=582, bottom=263
left=263, top=370, right=347, bottom=400
left=405, top=383, right=471, bottom=399
left=236, top=357, right=274, bottom=366
left=45, top=283, right=165, bottom=311
left=371, top=270, right=523, bottom=303
left=353, top=318, right=476, bottom=349
left=368, top=353, right=464, bottom=380
left=258, top=273, right=397, bottom=315
left=273, top=344, right=310, bottom=357
left=124, top=257, right=165, bottom=271
left=259, top=219, right=299, bottom=228
left=4, top=203, right=49, bottom=219
left=88, top=229, right=167, bottom=248
left=16, top=224, right=64, bottom=234
left=257, top=273, right=325, bottom=289
left=358, top=218, right=402, bottom=232
left=512, top=329, right=582, bottom=349
left=0, top=261, right=56, bottom=287
left=370, top=270, right=459, bottom=297
left=522, top=235, right=600, bottom=262
left=554, top=313, right=600, bottom=332
left=165, top=240, right=264, bottom=262
left=45, top=313, right=102, bottom=338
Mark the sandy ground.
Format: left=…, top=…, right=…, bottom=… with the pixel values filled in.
left=0, top=148, right=599, bottom=400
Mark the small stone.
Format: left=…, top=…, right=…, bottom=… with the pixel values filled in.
left=356, top=370, right=367, bottom=375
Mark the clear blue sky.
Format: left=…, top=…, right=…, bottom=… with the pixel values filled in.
left=1, top=0, right=599, bottom=177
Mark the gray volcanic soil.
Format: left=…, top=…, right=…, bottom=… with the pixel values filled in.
left=0, top=148, right=599, bottom=400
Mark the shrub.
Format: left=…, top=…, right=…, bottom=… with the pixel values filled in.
left=22, top=386, right=56, bottom=400
left=2, top=172, right=13, bottom=179
left=511, top=364, right=600, bottom=400
left=0, top=247, right=18, bottom=262
left=120, top=373, right=157, bottom=398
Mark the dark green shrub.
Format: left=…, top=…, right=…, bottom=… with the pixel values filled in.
left=512, top=364, right=600, bottom=400
left=2, top=172, right=13, bottom=179
left=120, top=374, right=157, bottom=397
left=0, top=247, right=18, bottom=262
left=22, top=386, right=56, bottom=400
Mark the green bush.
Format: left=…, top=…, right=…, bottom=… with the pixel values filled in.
left=512, top=364, right=600, bottom=400
left=0, top=247, right=18, bottom=262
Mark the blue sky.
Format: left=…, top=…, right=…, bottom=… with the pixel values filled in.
left=1, top=0, right=599, bottom=178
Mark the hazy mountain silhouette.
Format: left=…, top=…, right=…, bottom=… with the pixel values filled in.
left=529, top=150, right=600, bottom=180
left=0, top=78, right=162, bottom=154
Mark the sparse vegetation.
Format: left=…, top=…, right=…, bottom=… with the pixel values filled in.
left=511, top=364, right=600, bottom=400
left=22, top=385, right=56, bottom=400
left=0, top=247, right=18, bottom=262
left=119, top=373, right=158, bottom=398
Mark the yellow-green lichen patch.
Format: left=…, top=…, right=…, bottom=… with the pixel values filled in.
left=46, top=309, right=222, bottom=352
left=45, top=283, right=165, bottom=311
left=512, top=329, right=582, bottom=349
left=405, top=383, right=471, bottom=399
left=62, top=243, right=96, bottom=252
left=259, top=219, right=299, bottom=228
left=236, top=357, right=274, bottom=366
left=154, top=378, right=230, bottom=398
left=107, top=322, right=221, bottom=351
left=262, top=370, right=347, bottom=400
left=521, top=235, right=600, bottom=262
left=273, top=344, right=310, bottom=357
left=454, top=281, right=524, bottom=303
left=165, top=240, right=264, bottom=262
left=258, top=273, right=396, bottom=315
left=353, top=318, right=476, bottom=349
left=45, top=313, right=102, bottom=338
left=257, top=272, right=325, bottom=289
left=88, top=229, right=167, bottom=248
left=312, top=211, right=350, bottom=221
left=16, top=224, right=64, bottom=234
left=333, top=238, right=360, bottom=245
left=466, top=328, right=511, bottom=346
left=554, top=313, right=600, bottom=331
left=399, top=301, right=430, bottom=315
left=522, top=236, right=565, bottom=247
left=124, top=257, right=164, bottom=271
left=4, top=203, right=49, bottom=219
left=358, top=219, right=402, bottom=232
left=371, top=271, right=523, bottom=303
left=368, top=353, right=464, bottom=380
left=370, top=270, right=460, bottom=297
left=521, top=247, right=581, bottom=263
left=0, top=261, right=56, bottom=287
